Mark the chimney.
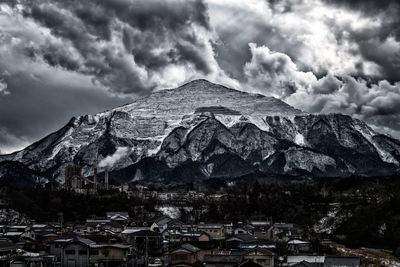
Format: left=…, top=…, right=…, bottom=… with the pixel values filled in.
left=93, top=167, right=98, bottom=192
left=105, top=169, right=109, bottom=190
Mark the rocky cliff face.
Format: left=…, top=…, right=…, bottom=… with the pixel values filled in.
left=1, top=79, right=399, bottom=184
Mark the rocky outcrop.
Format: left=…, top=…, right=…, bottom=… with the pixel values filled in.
left=0, top=79, right=399, bottom=184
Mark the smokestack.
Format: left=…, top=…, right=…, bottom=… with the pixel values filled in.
left=93, top=167, right=98, bottom=192
left=105, top=169, right=109, bottom=190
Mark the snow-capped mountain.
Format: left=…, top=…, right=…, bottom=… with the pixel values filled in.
left=1, top=79, right=400, bottom=184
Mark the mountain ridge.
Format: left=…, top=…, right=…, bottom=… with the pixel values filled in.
left=1, top=79, right=399, bottom=184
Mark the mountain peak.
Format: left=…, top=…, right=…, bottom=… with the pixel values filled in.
left=178, top=78, right=214, bottom=87
left=115, top=79, right=304, bottom=117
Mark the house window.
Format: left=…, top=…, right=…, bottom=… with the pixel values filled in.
left=65, top=250, right=75, bottom=255
left=78, top=250, right=87, bottom=255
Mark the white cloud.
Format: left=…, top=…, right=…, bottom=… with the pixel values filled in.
left=206, top=0, right=389, bottom=78
left=244, top=43, right=316, bottom=98
left=243, top=42, right=400, bottom=138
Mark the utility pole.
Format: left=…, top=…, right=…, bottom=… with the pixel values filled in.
left=145, top=236, right=149, bottom=267
left=94, top=167, right=98, bottom=193
left=58, top=212, right=64, bottom=230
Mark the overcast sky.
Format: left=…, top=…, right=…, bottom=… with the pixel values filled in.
left=1, top=0, right=400, bottom=153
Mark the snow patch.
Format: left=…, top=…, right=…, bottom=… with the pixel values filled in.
left=294, top=133, right=306, bottom=146
left=146, top=146, right=160, bottom=156
left=248, top=116, right=271, bottom=132
left=215, top=115, right=242, bottom=128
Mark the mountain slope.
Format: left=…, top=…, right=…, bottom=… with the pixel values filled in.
left=1, top=79, right=399, bottom=183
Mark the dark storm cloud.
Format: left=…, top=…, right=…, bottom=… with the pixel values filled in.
left=101, top=0, right=210, bottom=30
left=5, top=0, right=219, bottom=94
left=321, top=0, right=400, bottom=82
left=322, top=0, right=400, bottom=12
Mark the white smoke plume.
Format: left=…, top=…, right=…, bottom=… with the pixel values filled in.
left=98, top=147, right=130, bottom=169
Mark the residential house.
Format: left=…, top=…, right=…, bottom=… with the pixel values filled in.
left=287, top=239, right=312, bottom=254
left=150, top=216, right=174, bottom=232
left=73, top=224, right=96, bottom=235
left=31, top=224, right=57, bottom=244
left=197, top=224, right=225, bottom=240
left=203, top=254, right=243, bottom=267
left=286, top=256, right=325, bottom=267
left=238, top=241, right=276, bottom=251
left=164, top=228, right=211, bottom=244
left=88, top=220, right=124, bottom=235
left=180, top=231, right=210, bottom=242
left=106, top=212, right=130, bottom=225
left=226, top=234, right=257, bottom=249
left=250, top=221, right=271, bottom=240
left=121, top=227, right=149, bottom=236
left=122, top=229, right=163, bottom=256
left=267, top=223, right=303, bottom=241
left=170, top=243, right=202, bottom=266
left=62, top=237, right=95, bottom=267
left=90, top=244, right=131, bottom=266
left=49, top=236, right=131, bottom=267
left=49, top=238, right=74, bottom=261
left=286, top=256, right=360, bottom=267
left=242, top=248, right=274, bottom=267
left=3, top=226, right=34, bottom=242
left=233, top=225, right=254, bottom=235
left=104, top=221, right=124, bottom=234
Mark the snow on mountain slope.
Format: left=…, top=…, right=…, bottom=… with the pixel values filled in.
left=0, top=79, right=399, bottom=183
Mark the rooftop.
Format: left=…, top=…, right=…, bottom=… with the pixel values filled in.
left=203, top=254, right=243, bottom=263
